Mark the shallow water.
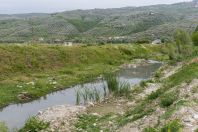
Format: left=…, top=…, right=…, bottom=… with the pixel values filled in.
left=0, top=62, right=161, bottom=130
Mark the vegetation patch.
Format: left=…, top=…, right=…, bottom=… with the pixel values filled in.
left=0, top=122, right=8, bottom=132
left=76, top=87, right=102, bottom=105
left=74, top=114, right=115, bottom=132
left=75, top=73, right=131, bottom=104
left=159, top=91, right=178, bottom=107
left=19, top=117, right=49, bottom=132
left=144, top=120, right=183, bottom=132
left=147, top=89, right=162, bottom=100
left=104, top=73, right=131, bottom=98
left=160, top=99, right=186, bottom=120
left=160, top=120, right=183, bottom=132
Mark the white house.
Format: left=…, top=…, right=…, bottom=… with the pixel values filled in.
left=64, top=42, right=73, bottom=46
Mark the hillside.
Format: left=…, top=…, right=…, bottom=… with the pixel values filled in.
left=0, top=1, right=198, bottom=43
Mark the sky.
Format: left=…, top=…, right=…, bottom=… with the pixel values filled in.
left=0, top=0, right=192, bottom=14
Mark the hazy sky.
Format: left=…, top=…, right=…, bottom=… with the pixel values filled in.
left=0, top=0, right=192, bottom=14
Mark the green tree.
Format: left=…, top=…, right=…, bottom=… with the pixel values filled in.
left=173, top=29, right=191, bottom=54
left=192, top=26, right=198, bottom=46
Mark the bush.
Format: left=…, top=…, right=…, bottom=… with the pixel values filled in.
left=154, top=71, right=162, bottom=78
left=144, top=120, right=183, bottom=132
left=161, top=120, right=182, bottom=132
left=166, top=44, right=178, bottom=60
left=148, top=89, right=162, bottom=100
left=120, top=47, right=133, bottom=55
left=143, top=127, right=157, bottom=132
left=192, top=31, right=198, bottom=46
left=140, top=81, right=148, bottom=88
left=173, top=29, right=192, bottom=54
left=19, top=117, right=49, bottom=132
left=160, top=92, right=177, bottom=107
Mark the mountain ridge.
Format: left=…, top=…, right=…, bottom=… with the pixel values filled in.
left=0, top=1, right=198, bottom=43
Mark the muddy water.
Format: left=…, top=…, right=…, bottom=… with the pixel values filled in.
left=0, top=61, right=161, bottom=130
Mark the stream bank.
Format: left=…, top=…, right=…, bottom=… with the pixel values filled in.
left=1, top=59, right=162, bottom=131
left=19, top=60, right=163, bottom=132
left=34, top=58, right=198, bottom=132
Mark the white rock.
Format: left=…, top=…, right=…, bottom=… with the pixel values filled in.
left=193, top=114, right=198, bottom=119
left=93, top=123, right=97, bottom=126
left=88, top=102, right=94, bottom=107
left=91, top=113, right=101, bottom=117
left=52, top=81, right=57, bottom=85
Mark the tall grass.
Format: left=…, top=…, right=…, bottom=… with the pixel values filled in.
left=103, top=73, right=119, bottom=93
left=75, top=73, right=132, bottom=105
left=114, top=82, right=131, bottom=98
left=104, top=73, right=131, bottom=98
left=75, top=87, right=101, bottom=105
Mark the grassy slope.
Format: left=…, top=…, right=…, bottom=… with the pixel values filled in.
left=0, top=44, right=169, bottom=108
left=73, top=58, right=198, bottom=132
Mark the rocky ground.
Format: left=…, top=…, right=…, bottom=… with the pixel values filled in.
left=36, top=105, right=86, bottom=132
left=120, top=59, right=198, bottom=132
left=121, top=79, right=198, bottom=132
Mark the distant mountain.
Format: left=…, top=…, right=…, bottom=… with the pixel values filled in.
left=0, top=1, right=198, bottom=43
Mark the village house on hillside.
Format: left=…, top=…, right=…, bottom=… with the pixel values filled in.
left=64, top=42, right=73, bottom=46
left=53, top=39, right=73, bottom=46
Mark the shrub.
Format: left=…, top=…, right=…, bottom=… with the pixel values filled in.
left=160, top=92, right=177, bottom=107
left=143, top=127, right=157, bottom=132
left=160, top=120, right=183, bottom=132
left=19, top=117, right=49, bottom=132
left=166, top=44, right=178, bottom=60
left=120, top=47, right=133, bottom=55
left=148, top=89, right=162, bottom=100
left=154, top=71, right=162, bottom=78
left=140, top=81, right=148, bottom=88
left=173, top=29, right=192, bottom=54
left=144, top=120, right=183, bottom=132
left=192, top=31, right=198, bottom=46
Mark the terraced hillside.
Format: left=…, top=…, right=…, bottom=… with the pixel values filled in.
left=0, top=1, right=198, bottom=43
